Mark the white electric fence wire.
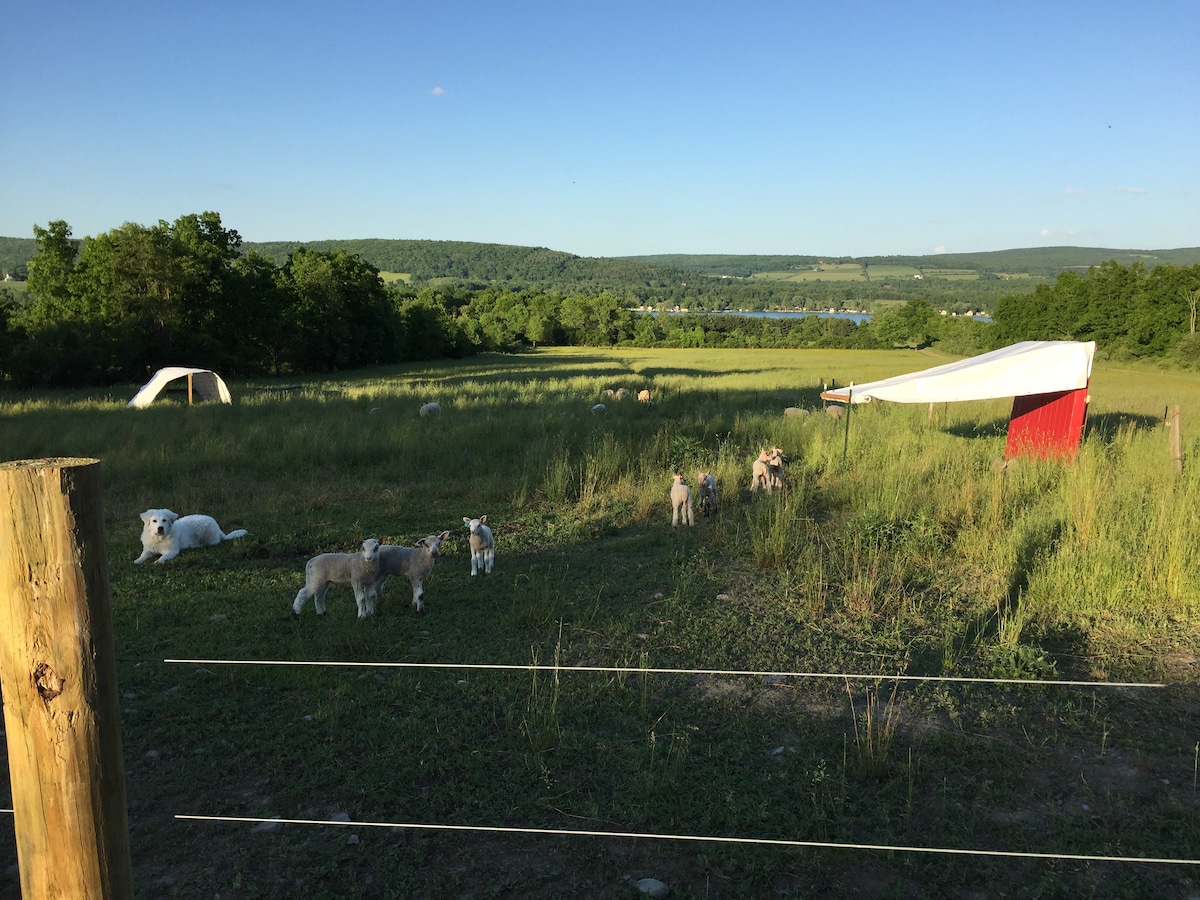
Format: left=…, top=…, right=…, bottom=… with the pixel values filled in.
left=172, top=814, right=1200, bottom=866
left=163, top=657, right=1171, bottom=689
left=3, top=663, right=1189, bottom=867
left=151, top=659, right=1194, bottom=867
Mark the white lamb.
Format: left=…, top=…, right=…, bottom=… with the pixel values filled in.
left=463, top=516, right=495, bottom=575
left=637, top=389, right=651, bottom=403
left=696, top=470, right=718, bottom=516
left=670, top=473, right=694, bottom=527
left=419, top=402, right=441, bottom=418
left=292, top=539, right=382, bottom=620
left=749, top=449, right=772, bottom=492
left=377, top=531, right=451, bottom=614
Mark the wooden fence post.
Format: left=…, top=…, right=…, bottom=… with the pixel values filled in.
left=0, top=457, right=133, bottom=899
left=1167, top=405, right=1183, bottom=474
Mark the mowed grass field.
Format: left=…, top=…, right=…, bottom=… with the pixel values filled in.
left=750, top=264, right=985, bottom=283
left=1, top=347, right=1198, bottom=899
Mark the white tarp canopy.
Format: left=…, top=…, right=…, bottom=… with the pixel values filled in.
left=821, top=340, right=1096, bottom=405
left=128, top=367, right=233, bottom=408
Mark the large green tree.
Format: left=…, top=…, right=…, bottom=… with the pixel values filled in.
left=277, top=247, right=397, bottom=371
left=22, top=220, right=80, bottom=327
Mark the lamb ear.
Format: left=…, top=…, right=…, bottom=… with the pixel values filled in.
left=439, top=530, right=451, bottom=540
left=479, top=515, right=487, bottom=524
left=463, top=517, right=471, bottom=525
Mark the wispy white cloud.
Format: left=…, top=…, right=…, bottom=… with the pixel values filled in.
left=931, top=245, right=947, bottom=254
left=431, top=86, right=446, bottom=96
left=1063, top=187, right=1083, bottom=195
left=1113, top=186, right=1147, bottom=194
left=1039, top=228, right=1051, bottom=237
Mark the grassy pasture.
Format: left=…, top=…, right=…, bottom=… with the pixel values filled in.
left=1, top=347, right=1199, bottom=899
left=748, top=265, right=984, bottom=283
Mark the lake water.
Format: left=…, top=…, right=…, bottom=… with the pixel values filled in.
left=654, top=310, right=993, bottom=324
left=652, top=310, right=870, bottom=323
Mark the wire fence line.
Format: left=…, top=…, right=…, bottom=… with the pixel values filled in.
left=171, top=814, right=1200, bottom=867
left=3, top=658, right=1193, bottom=874
left=163, top=656, right=1178, bottom=689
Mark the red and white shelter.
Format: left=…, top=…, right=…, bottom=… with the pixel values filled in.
left=820, top=341, right=1096, bottom=459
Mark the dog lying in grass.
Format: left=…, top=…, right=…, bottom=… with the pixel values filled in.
left=134, top=508, right=248, bottom=564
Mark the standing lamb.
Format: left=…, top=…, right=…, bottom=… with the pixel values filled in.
left=696, top=470, right=718, bottom=516
left=749, top=449, right=772, bottom=492
left=377, top=531, right=451, bottom=614
left=670, top=473, right=694, bottom=527
left=767, top=447, right=785, bottom=491
left=463, top=515, right=495, bottom=575
left=292, top=538, right=382, bottom=619
left=419, top=402, right=441, bottom=418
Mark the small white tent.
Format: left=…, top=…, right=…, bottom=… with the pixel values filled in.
left=819, top=341, right=1096, bottom=406
left=128, top=367, right=233, bottom=408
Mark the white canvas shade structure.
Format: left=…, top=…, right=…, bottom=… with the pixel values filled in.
left=128, top=367, right=233, bottom=408
left=819, top=341, right=1096, bottom=406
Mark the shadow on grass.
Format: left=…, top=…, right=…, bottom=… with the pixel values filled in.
left=941, top=409, right=1163, bottom=447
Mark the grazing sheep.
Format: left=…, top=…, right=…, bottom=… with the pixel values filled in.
left=377, top=531, right=451, bottom=614
left=637, top=389, right=652, bottom=403
left=767, top=447, right=785, bottom=491
left=825, top=405, right=845, bottom=420
left=292, top=539, right=382, bottom=620
left=419, top=402, right=441, bottom=418
left=783, top=407, right=809, bottom=417
left=671, top=473, right=694, bottom=527
left=749, top=449, right=772, bottom=492
left=615, top=387, right=630, bottom=400
left=591, top=403, right=607, bottom=414
left=602, top=388, right=616, bottom=399
left=696, top=470, right=718, bottom=516
left=463, top=515, right=495, bottom=575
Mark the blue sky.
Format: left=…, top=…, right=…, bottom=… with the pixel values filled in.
left=2, top=0, right=1196, bottom=257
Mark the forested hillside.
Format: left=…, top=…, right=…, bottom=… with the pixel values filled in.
left=3, top=213, right=1198, bottom=391
left=8, top=232, right=1199, bottom=315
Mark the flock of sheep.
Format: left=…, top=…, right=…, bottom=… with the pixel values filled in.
left=590, top=386, right=653, bottom=414
left=292, top=516, right=494, bottom=620
left=297, top=388, right=800, bottom=617
left=670, top=448, right=784, bottom=528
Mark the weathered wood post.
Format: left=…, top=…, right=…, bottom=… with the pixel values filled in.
left=1167, top=405, right=1183, bottom=474
left=0, top=457, right=133, bottom=899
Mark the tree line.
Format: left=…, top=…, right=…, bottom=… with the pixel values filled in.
left=989, top=260, right=1200, bottom=366
left=2, top=212, right=1198, bottom=389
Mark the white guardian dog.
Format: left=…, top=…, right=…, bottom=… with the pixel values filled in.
left=134, top=508, right=248, bottom=564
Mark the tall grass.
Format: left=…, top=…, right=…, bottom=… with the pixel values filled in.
left=2, top=347, right=1198, bottom=897
left=3, top=348, right=1197, bottom=678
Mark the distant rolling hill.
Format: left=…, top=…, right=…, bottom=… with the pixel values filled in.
left=621, top=247, right=1200, bottom=279
left=2, top=237, right=1196, bottom=313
